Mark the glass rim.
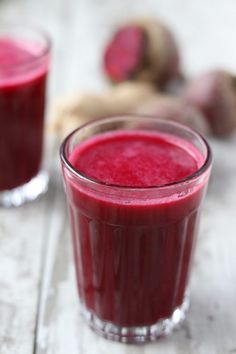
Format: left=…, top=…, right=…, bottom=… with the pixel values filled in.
left=60, top=115, right=213, bottom=191
left=0, top=22, right=51, bottom=69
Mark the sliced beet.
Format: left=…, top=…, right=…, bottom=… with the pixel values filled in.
left=103, top=25, right=146, bottom=82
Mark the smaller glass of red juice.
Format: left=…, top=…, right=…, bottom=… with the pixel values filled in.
left=0, top=23, right=50, bottom=207
left=60, top=115, right=212, bottom=343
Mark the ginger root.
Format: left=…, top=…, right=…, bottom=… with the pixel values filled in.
left=49, top=82, right=157, bottom=137
left=49, top=80, right=212, bottom=139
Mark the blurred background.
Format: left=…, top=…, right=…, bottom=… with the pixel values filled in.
left=1, top=0, right=236, bottom=98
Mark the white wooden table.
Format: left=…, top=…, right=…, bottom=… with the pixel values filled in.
left=0, top=0, right=236, bottom=353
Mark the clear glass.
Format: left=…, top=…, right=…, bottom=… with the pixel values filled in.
left=60, top=116, right=212, bottom=343
left=0, top=23, right=51, bottom=207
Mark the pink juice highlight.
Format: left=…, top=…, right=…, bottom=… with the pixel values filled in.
left=0, top=37, right=49, bottom=191
left=62, top=126, right=211, bottom=331
left=69, top=131, right=202, bottom=187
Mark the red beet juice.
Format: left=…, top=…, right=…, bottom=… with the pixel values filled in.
left=61, top=116, right=212, bottom=342
left=0, top=30, right=50, bottom=193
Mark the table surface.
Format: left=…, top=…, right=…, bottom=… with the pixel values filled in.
left=1, top=0, right=236, bottom=353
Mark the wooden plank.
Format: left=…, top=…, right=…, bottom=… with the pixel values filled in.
left=0, top=1, right=59, bottom=350
left=0, top=0, right=66, bottom=350
left=0, top=202, right=44, bottom=354
left=0, top=136, right=58, bottom=354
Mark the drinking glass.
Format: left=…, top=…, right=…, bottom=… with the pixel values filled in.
left=60, top=116, right=212, bottom=343
left=0, top=23, right=51, bottom=207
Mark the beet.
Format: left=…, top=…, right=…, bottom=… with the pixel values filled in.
left=183, top=70, right=236, bottom=137
left=103, top=25, right=146, bottom=82
left=103, top=18, right=181, bottom=88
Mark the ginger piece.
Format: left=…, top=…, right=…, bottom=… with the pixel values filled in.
left=49, top=82, right=157, bottom=137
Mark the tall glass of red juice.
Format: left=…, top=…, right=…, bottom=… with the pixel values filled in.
left=0, top=23, right=50, bottom=207
left=60, top=116, right=212, bottom=343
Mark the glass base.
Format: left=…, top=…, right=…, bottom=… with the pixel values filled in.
left=0, top=170, right=49, bottom=207
left=81, top=294, right=190, bottom=343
